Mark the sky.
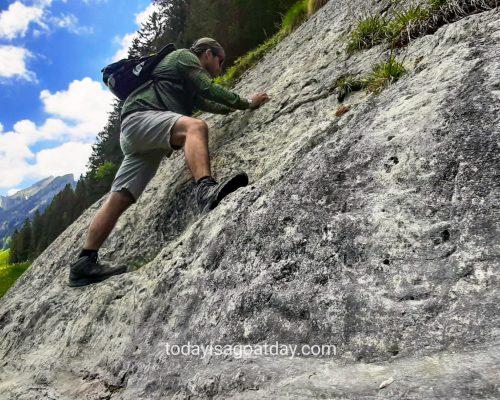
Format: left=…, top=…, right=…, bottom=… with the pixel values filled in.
left=0, top=0, right=158, bottom=196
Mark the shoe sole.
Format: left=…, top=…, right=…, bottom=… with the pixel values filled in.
left=68, top=267, right=127, bottom=288
left=204, top=172, right=249, bottom=213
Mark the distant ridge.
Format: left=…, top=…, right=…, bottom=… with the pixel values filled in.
left=0, top=174, right=76, bottom=248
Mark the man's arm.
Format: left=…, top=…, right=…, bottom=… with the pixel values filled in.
left=194, top=96, right=236, bottom=115
left=178, top=52, right=251, bottom=110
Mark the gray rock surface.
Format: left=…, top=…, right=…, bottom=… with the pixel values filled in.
left=0, top=1, right=499, bottom=399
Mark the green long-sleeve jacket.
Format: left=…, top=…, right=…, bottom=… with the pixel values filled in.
left=120, top=48, right=250, bottom=120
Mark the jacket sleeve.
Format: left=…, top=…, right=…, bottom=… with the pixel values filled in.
left=194, top=96, right=236, bottom=114
left=177, top=51, right=251, bottom=110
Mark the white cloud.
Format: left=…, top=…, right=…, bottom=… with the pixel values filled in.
left=33, top=141, right=93, bottom=178
left=40, top=77, right=114, bottom=128
left=111, top=32, right=135, bottom=61
left=0, top=122, right=3, bottom=132
left=0, top=1, right=44, bottom=40
left=48, top=13, right=93, bottom=35
left=0, top=130, right=35, bottom=187
left=0, top=45, right=36, bottom=81
left=0, top=0, right=92, bottom=42
left=135, top=3, right=157, bottom=26
left=0, top=77, right=115, bottom=189
left=111, top=3, right=159, bottom=61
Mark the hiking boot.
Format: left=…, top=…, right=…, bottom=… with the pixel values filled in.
left=196, top=172, right=249, bottom=214
left=68, top=253, right=127, bottom=287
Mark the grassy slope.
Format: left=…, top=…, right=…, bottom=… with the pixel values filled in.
left=0, top=250, right=31, bottom=298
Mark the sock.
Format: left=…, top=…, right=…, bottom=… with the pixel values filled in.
left=79, top=248, right=98, bottom=259
left=196, top=175, right=214, bottom=185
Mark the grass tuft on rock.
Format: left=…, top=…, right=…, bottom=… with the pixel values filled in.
left=386, top=5, right=430, bottom=46
left=348, top=0, right=498, bottom=52
left=366, top=55, right=406, bottom=93
left=335, top=75, right=368, bottom=101
left=347, top=14, right=388, bottom=53
left=428, top=0, right=449, bottom=10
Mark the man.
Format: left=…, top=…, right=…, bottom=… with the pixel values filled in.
left=68, top=37, right=269, bottom=287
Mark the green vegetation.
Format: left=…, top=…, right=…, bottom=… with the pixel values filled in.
left=282, top=0, right=309, bottom=34
left=129, top=257, right=153, bottom=271
left=335, top=75, right=368, bottom=102
left=9, top=0, right=329, bottom=266
left=428, top=0, right=449, bottom=10
left=348, top=0, right=493, bottom=52
left=0, top=249, right=9, bottom=267
left=94, top=161, right=118, bottom=181
left=308, top=0, right=329, bottom=16
left=385, top=5, right=430, bottom=45
left=347, top=14, right=388, bottom=53
left=217, top=0, right=323, bottom=88
left=365, top=55, right=406, bottom=93
left=334, top=56, right=405, bottom=99
left=0, top=261, right=31, bottom=298
left=215, top=30, right=287, bottom=87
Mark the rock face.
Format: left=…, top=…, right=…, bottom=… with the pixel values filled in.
left=0, top=1, right=499, bottom=399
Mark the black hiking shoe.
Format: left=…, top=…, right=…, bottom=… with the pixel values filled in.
left=68, top=253, right=127, bottom=287
left=196, top=172, right=249, bottom=214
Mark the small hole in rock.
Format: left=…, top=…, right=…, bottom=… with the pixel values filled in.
left=383, top=259, right=390, bottom=265
left=388, top=136, right=395, bottom=141
left=441, top=229, right=450, bottom=241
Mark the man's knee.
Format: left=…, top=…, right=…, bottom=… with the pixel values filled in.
left=171, top=117, right=208, bottom=149
left=107, top=190, right=135, bottom=212
left=187, top=119, right=208, bottom=138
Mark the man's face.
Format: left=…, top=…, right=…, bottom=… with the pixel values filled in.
left=205, top=48, right=225, bottom=78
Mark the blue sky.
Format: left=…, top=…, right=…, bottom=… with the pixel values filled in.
left=0, top=0, right=156, bottom=196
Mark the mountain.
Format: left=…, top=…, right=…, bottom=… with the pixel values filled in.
left=0, top=1, right=499, bottom=399
left=0, top=174, right=76, bottom=248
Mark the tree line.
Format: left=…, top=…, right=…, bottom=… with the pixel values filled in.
left=8, top=0, right=298, bottom=264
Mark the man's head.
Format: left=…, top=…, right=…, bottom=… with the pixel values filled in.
left=190, top=37, right=226, bottom=78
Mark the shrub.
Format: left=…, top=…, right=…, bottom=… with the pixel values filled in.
left=94, top=161, right=118, bottom=181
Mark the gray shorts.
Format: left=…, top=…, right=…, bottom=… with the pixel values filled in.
left=110, top=110, right=184, bottom=202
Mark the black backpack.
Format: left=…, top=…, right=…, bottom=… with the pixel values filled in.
left=101, top=43, right=176, bottom=101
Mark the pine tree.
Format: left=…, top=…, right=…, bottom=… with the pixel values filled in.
left=18, top=219, right=32, bottom=261
left=8, top=229, right=19, bottom=264
left=31, top=210, right=43, bottom=257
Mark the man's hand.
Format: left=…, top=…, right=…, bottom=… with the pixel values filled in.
left=248, top=92, right=270, bottom=110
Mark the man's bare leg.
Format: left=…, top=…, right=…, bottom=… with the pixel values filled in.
left=169, top=117, right=211, bottom=180
left=80, top=117, right=205, bottom=253
left=83, top=190, right=134, bottom=250
left=170, top=116, right=248, bottom=212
